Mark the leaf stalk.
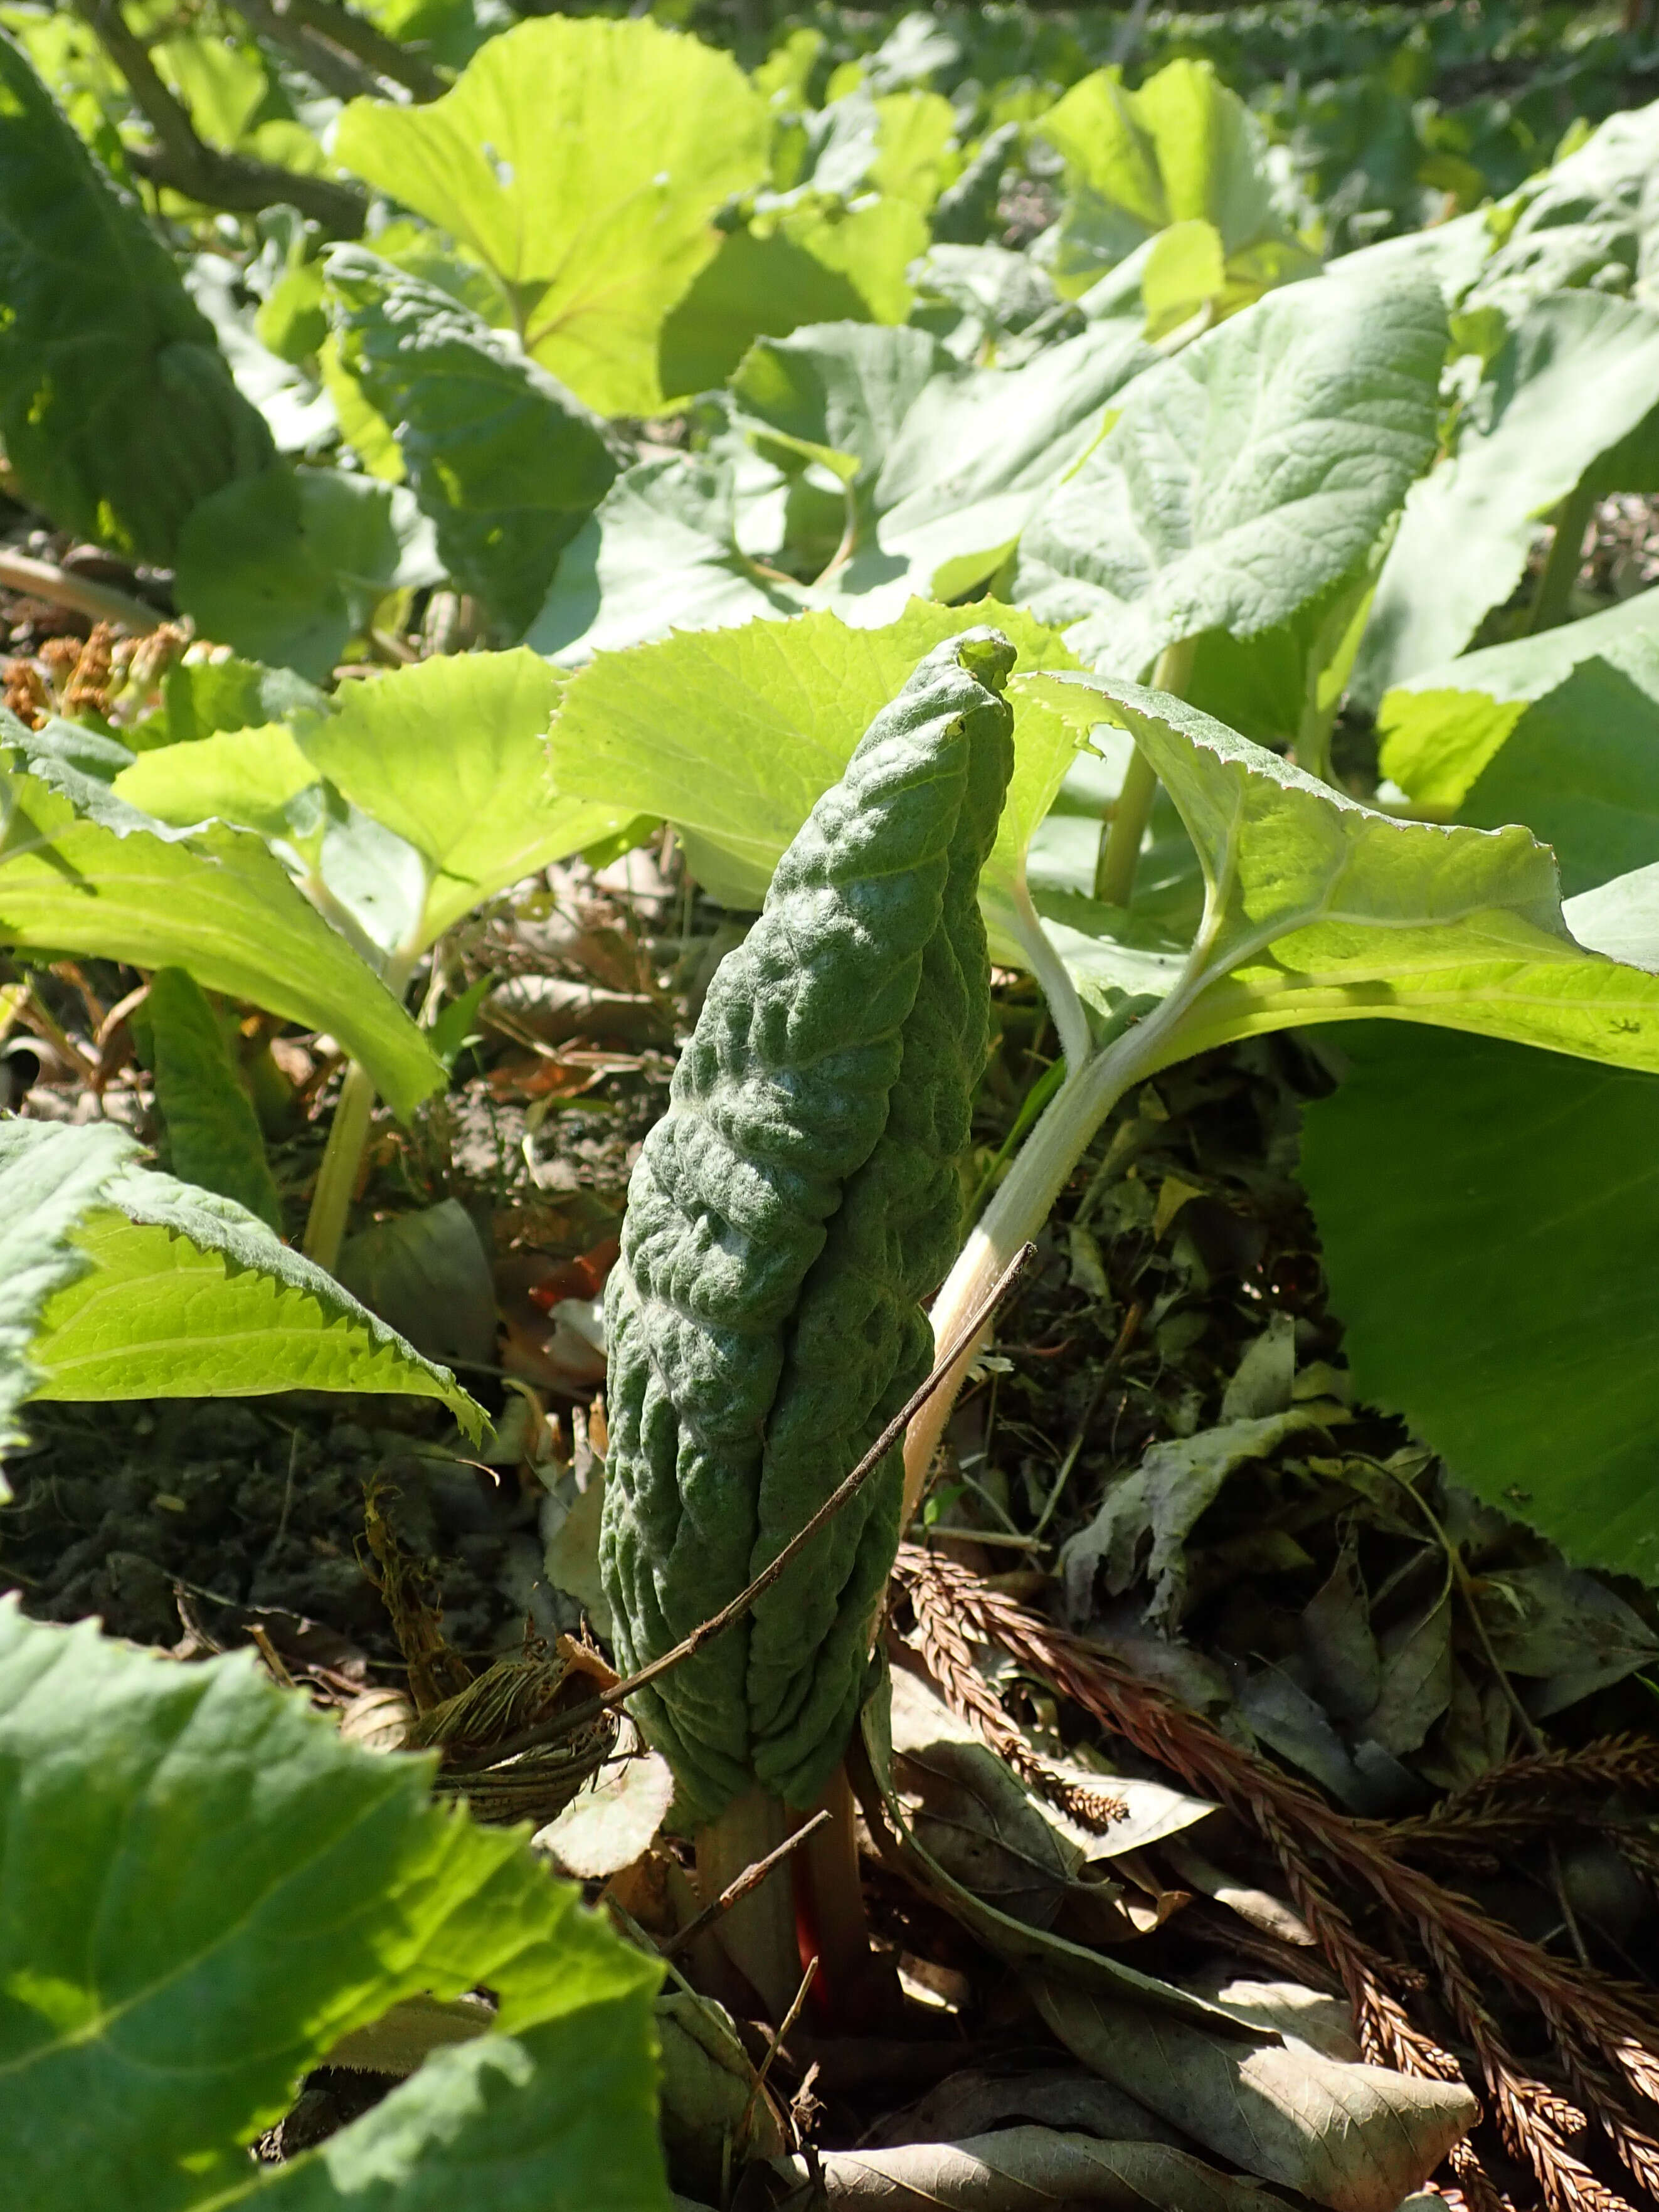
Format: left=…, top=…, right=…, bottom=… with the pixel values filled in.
left=1093, top=635, right=1197, bottom=908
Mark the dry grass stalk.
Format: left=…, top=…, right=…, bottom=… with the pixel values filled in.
left=899, top=1547, right=1126, bottom=1830
left=1448, top=2136, right=1518, bottom=2212
left=1554, top=2040, right=1659, bottom=2202
left=894, top=1545, right=1659, bottom=2212
left=1394, top=1743, right=1659, bottom=1851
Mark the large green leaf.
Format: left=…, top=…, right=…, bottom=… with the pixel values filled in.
left=732, top=322, right=950, bottom=491
left=0, top=29, right=273, bottom=562
left=114, top=721, right=322, bottom=845
left=546, top=600, right=1090, bottom=956
left=327, top=247, right=618, bottom=640
left=1032, top=58, right=1317, bottom=308
left=1355, top=293, right=1659, bottom=702
left=0, top=1601, right=668, bottom=2210
left=1015, top=267, right=1446, bottom=676
left=1019, top=674, right=1659, bottom=1075
left=1460, top=100, right=1659, bottom=329
left=731, top=318, right=1155, bottom=604
left=0, top=751, right=442, bottom=1118
left=1300, top=1021, right=1659, bottom=1584
left=536, top=321, right=1152, bottom=664
left=174, top=465, right=442, bottom=683
left=528, top=454, right=808, bottom=664
left=142, top=657, right=326, bottom=749
left=1377, top=585, right=1659, bottom=895
left=0, top=1121, right=480, bottom=1463
left=332, top=15, right=770, bottom=418
left=297, top=650, right=633, bottom=946
left=1037, top=60, right=1277, bottom=261
left=657, top=197, right=925, bottom=400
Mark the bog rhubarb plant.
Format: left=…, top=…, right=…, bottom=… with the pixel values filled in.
left=598, top=630, right=1012, bottom=1995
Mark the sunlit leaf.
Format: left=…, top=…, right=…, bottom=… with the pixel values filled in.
left=1019, top=673, right=1659, bottom=1074
left=333, top=15, right=770, bottom=417
left=1016, top=268, right=1445, bottom=675
left=548, top=601, right=1088, bottom=962
left=0, top=1121, right=480, bottom=1449
left=1356, top=292, right=1659, bottom=702
left=0, top=1601, right=670, bottom=2208
left=1377, top=583, right=1659, bottom=894
left=0, top=747, right=441, bottom=1117
left=298, top=649, right=632, bottom=946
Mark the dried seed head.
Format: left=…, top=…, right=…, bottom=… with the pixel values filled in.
left=2, top=657, right=48, bottom=730
left=62, top=621, right=114, bottom=716
left=38, top=634, right=82, bottom=691
left=125, top=622, right=188, bottom=699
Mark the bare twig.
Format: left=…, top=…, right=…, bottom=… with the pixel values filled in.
left=278, top=0, right=445, bottom=100
left=739, top=1955, right=819, bottom=2144
left=0, top=551, right=161, bottom=633
left=443, top=1244, right=1039, bottom=1775
left=664, top=1809, right=830, bottom=1961
left=220, top=0, right=390, bottom=102
left=72, top=0, right=367, bottom=236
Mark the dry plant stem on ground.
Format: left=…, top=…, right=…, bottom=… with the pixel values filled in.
left=895, top=1547, right=1659, bottom=2212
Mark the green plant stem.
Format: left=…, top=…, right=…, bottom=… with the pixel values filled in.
left=1094, top=636, right=1197, bottom=908
left=813, top=479, right=862, bottom=590
left=1295, top=680, right=1339, bottom=786
left=301, top=934, right=423, bottom=1270
left=992, top=875, right=1091, bottom=1071
left=1528, top=478, right=1596, bottom=636
left=903, top=959, right=1210, bottom=1525
left=302, top=1057, right=376, bottom=1273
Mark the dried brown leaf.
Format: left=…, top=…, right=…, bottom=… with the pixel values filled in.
left=1033, top=1979, right=1477, bottom=2212
left=767, top=2125, right=1288, bottom=2209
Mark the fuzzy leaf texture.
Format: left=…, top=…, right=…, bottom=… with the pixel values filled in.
left=600, top=634, right=1015, bottom=1819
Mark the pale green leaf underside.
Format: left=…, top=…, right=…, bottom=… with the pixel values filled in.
left=0, top=764, right=442, bottom=1117
left=527, top=453, right=806, bottom=665
left=547, top=600, right=1090, bottom=943
left=1378, top=584, right=1659, bottom=898
left=0, top=1602, right=669, bottom=2211
left=297, top=650, right=632, bottom=945
left=332, top=15, right=769, bottom=418
left=1357, top=292, right=1659, bottom=702
left=1020, top=674, right=1659, bottom=1077
left=1301, top=1024, right=1659, bottom=1584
